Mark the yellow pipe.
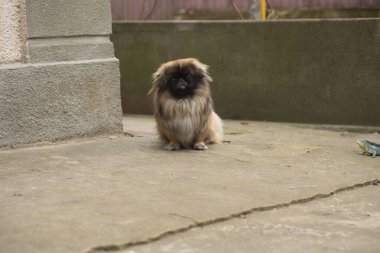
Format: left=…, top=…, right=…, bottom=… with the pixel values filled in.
left=260, top=0, right=266, bottom=20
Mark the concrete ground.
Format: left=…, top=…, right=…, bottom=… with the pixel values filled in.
left=1, top=115, right=379, bottom=253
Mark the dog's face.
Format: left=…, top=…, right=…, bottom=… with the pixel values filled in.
left=166, top=66, right=201, bottom=98
left=150, top=58, right=212, bottom=99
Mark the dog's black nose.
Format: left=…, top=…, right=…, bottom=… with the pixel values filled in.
left=177, top=79, right=187, bottom=90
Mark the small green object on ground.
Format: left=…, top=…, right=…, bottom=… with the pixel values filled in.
left=357, top=139, right=380, bottom=158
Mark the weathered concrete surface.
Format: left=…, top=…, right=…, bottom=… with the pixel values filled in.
left=122, top=185, right=380, bottom=253
left=0, top=0, right=122, bottom=147
left=25, top=0, right=116, bottom=64
left=0, top=116, right=379, bottom=253
left=112, top=19, right=380, bottom=126
left=0, top=0, right=27, bottom=63
left=26, top=0, right=112, bottom=38
left=27, top=36, right=115, bottom=63
left=0, top=59, right=122, bottom=147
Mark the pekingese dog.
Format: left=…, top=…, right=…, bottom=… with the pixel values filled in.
left=148, top=58, right=223, bottom=151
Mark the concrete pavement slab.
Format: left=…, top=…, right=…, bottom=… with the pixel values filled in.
left=120, top=185, right=380, bottom=253
left=0, top=115, right=379, bottom=253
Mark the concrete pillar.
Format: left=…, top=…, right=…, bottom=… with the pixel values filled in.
left=249, top=0, right=260, bottom=20
left=0, top=0, right=123, bottom=147
left=0, top=0, right=27, bottom=63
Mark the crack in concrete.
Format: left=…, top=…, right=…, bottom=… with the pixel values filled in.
left=168, top=213, right=200, bottom=224
left=87, top=178, right=380, bottom=253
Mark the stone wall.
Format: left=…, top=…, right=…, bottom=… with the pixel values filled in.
left=112, top=19, right=380, bottom=126
left=0, top=0, right=122, bottom=147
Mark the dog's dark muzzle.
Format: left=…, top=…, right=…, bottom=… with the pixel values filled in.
left=176, top=79, right=187, bottom=90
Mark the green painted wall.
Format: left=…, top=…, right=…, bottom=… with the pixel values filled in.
left=112, top=19, right=380, bottom=126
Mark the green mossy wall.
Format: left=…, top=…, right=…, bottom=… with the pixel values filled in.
left=112, top=19, right=380, bottom=126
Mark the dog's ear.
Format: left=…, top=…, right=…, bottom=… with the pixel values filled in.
left=148, top=68, right=166, bottom=95
left=192, top=59, right=213, bottom=83
left=200, top=64, right=213, bottom=83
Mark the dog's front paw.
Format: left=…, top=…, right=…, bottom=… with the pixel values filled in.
left=193, top=142, right=208, bottom=150
left=165, top=143, right=181, bottom=151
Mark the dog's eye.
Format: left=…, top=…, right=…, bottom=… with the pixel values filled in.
left=185, top=74, right=192, bottom=80
left=171, top=77, right=177, bottom=82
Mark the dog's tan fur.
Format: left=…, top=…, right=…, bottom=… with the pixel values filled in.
left=148, top=58, right=223, bottom=150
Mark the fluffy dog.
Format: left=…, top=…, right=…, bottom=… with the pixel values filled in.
left=148, top=58, right=223, bottom=151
